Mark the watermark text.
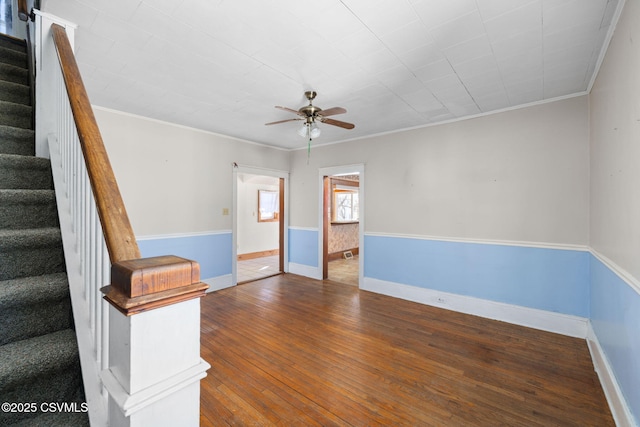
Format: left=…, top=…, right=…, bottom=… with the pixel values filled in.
left=2, top=402, right=88, bottom=414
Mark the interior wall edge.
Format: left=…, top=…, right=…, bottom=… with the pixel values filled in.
left=587, top=322, right=638, bottom=427
left=202, top=275, right=233, bottom=294
left=288, top=262, right=322, bottom=280
left=590, top=248, right=640, bottom=297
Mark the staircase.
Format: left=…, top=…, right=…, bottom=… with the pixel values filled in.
left=0, top=34, right=88, bottom=426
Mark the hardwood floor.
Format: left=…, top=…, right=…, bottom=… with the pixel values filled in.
left=200, top=274, right=614, bottom=426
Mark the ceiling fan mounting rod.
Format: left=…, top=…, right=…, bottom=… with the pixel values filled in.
left=305, top=91, right=317, bottom=102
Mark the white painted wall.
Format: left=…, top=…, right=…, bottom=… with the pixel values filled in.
left=290, top=96, right=589, bottom=246
left=94, top=107, right=289, bottom=236
left=237, top=175, right=279, bottom=255
left=589, top=0, right=640, bottom=280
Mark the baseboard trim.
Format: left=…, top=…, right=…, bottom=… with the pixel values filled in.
left=289, top=263, right=322, bottom=280
left=587, top=323, right=638, bottom=427
left=202, top=275, right=233, bottom=293
left=238, top=249, right=279, bottom=261
left=361, top=277, right=588, bottom=338
left=328, top=247, right=359, bottom=261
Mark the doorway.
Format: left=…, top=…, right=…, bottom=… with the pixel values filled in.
left=233, top=167, right=287, bottom=284
left=319, top=164, right=364, bottom=287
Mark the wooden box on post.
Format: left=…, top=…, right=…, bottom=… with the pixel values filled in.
left=103, top=255, right=209, bottom=316
left=101, top=255, right=210, bottom=427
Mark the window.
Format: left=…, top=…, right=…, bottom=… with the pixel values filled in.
left=333, top=186, right=359, bottom=222
left=258, top=190, right=279, bottom=222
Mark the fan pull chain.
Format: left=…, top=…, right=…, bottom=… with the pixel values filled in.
left=307, top=138, right=312, bottom=164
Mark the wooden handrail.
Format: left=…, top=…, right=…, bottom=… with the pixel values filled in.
left=51, top=24, right=140, bottom=264
left=51, top=24, right=207, bottom=315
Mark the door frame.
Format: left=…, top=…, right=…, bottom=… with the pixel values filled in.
left=318, top=164, right=365, bottom=286
left=233, top=165, right=289, bottom=285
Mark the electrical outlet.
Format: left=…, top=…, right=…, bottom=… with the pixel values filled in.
left=222, top=208, right=229, bottom=215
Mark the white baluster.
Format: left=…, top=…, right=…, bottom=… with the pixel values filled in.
left=37, top=13, right=110, bottom=424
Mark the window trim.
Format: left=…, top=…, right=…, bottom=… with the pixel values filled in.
left=331, top=178, right=359, bottom=223
left=258, top=189, right=279, bottom=222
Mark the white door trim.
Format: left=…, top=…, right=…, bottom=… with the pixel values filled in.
left=232, top=165, right=289, bottom=285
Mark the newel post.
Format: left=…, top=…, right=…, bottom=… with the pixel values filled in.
left=100, top=256, right=210, bottom=427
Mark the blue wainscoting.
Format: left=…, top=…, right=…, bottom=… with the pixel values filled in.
left=590, top=255, right=640, bottom=424
left=137, top=232, right=232, bottom=280
left=288, top=228, right=318, bottom=267
left=282, top=228, right=638, bottom=421
left=364, top=234, right=590, bottom=317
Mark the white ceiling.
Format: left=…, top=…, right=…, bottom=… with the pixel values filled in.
left=42, top=0, right=621, bottom=150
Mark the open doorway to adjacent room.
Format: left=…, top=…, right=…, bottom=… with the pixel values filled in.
left=320, top=164, right=364, bottom=287
left=235, top=171, right=285, bottom=284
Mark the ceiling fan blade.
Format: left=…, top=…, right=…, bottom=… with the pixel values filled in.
left=265, top=118, right=302, bottom=125
left=275, top=106, right=303, bottom=116
left=321, top=118, right=355, bottom=130
left=318, top=107, right=346, bottom=117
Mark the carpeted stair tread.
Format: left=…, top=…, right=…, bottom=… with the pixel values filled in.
left=0, top=273, right=71, bottom=346
left=0, top=273, right=69, bottom=307
left=0, top=35, right=86, bottom=426
left=0, top=99, right=32, bottom=129
left=0, top=62, right=28, bottom=85
left=0, top=153, right=52, bottom=189
left=0, top=228, right=65, bottom=281
left=0, top=329, right=79, bottom=388
left=0, top=45, right=27, bottom=69
left=0, top=189, right=58, bottom=229
left=0, top=329, right=86, bottom=425
left=0, top=125, right=35, bottom=155
left=0, top=79, right=30, bottom=105
left=0, top=227, right=63, bottom=249
left=12, top=410, right=90, bottom=427
left=0, top=34, right=26, bottom=53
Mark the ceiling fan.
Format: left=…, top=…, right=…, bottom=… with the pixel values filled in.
left=265, top=91, right=355, bottom=140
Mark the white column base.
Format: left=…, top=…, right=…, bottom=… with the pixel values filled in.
left=104, top=299, right=210, bottom=426
left=103, top=361, right=209, bottom=427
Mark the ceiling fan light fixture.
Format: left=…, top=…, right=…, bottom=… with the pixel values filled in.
left=266, top=91, right=354, bottom=146
left=310, top=122, right=321, bottom=138
left=297, top=121, right=321, bottom=139
left=297, top=123, right=309, bottom=138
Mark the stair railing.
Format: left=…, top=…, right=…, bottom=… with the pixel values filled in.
left=48, top=21, right=132, bottom=425
left=34, top=13, right=209, bottom=427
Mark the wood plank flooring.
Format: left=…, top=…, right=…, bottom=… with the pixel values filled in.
left=200, top=274, right=614, bottom=426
